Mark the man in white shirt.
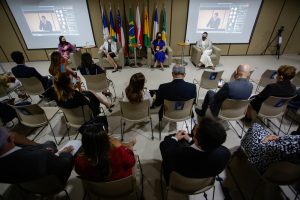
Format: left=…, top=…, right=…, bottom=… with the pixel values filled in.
left=195, top=32, right=214, bottom=70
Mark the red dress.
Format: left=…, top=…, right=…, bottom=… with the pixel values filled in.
left=75, top=146, right=135, bottom=181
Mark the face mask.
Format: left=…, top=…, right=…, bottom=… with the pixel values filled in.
left=157, top=35, right=162, bottom=39
left=202, top=36, right=206, bottom=40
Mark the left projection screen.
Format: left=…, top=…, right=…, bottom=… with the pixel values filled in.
left=6, top=0, right=95, bottom=49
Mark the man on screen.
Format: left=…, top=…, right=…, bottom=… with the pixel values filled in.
left=196, top=32, right=215, bottom=70
left=207, top=12, right=220, bottom=29
left=39, top=16, right=52, bottom=32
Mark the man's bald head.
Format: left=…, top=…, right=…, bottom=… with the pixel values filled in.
left=236, top=64, right=251, bottom=79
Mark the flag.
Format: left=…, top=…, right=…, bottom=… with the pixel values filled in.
left=135, top=3, right=143, bottom=48
left=143, top=4, right=150, bottom=48
left=109, top=7, right=116, bottom=41
left=162, top=6, right=167, bottom=43
left=101, top=5, right=109, bottom=39
left=128, top=7, right=136, bottom=52
left=152, top=6, right=159, bottom=41
left=116, top=8, right=125, bottom=48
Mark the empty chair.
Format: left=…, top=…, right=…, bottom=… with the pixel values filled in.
left=60, top=105, right=93, bottom=139
left=119, top=100, right=153, bottom=141
left=83, top=73, right=116, bottom=102
left=193, top=70, right=224, bottom=103
left=164, top=171, right=216, bottom=200
left=159, top=99, right=194, bottom=140
left=255, top=69, right=277, bottom=93
left=218, top=99, right=251, bottom=138
left=257, top=96, right=295, bottom=135
left=18, top=77, right=44, bottom=96
left=292, top=71, right=300, bottom=88
left=13, top=104, right=59, bottom=144
left=18, top=175, right=70, bottom=200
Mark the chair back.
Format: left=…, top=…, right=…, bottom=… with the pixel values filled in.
left=13, top=104, right=48, bottom=127
left=169, top=172, right=215, bottom=194
left=0, top=84, right=8, bottom=98
left=83, top=73, right=109, bottom=93
left=60, top=105, right=93, bottom=128
left=18, top=175, right=65, bottom=195
left=257, top=69, right=277, bottom=88
left=80, top=175, right=137, bottom=199
left=218, top=99, right=251, bottom=120
left=18, top=77, right=44, bottom=95
left=200, top=71, right=224, bottom=90
left=292, top=71, right=300, bottom=88
left=163, top=99, right=194, bottom=121
left=120, top=100, right=150, bottom=122
left=258, top=96, right=295, bottom=118
left=263, top=162, right=300, bottom=185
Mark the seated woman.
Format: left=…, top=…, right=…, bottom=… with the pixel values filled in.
left=246, top=65, right=297, bottom=120
left=151, top=32, right=166, bottom=71
left=53, top=73, right=112, bottom=116
left=241, top=123, right=300, bottom=172
left=49, top=51, right=77, bottom=78
left=58, top=35, right=77, bottom=60
left=123, top=72, right=154, bottom=106
left=99, top=36, right=119, bottom=73
left=77, top=52, right=105, bottom=75
left=75, top=124, right=136, bottom=181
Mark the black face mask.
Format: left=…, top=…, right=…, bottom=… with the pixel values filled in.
left=157, top=36, right=162, bottom=39
left=202, top=36, right=206, bottom=40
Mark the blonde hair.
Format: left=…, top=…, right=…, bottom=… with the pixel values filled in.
left=53, top=73, right=74, bottom=101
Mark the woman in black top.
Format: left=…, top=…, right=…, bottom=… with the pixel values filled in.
left=77, top=53, right=105, bottom=75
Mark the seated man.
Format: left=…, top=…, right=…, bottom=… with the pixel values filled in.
left=196, top=64, right=253, bottom=118
left=155, top=65, right=196, bottom=120
left=195, top=32, right=214, bottom=69
left=10, top=51, right=52, bottom=91
left=0, top=127, right=74, bottom=183
left=247, top=65, right=296, bottom=120
left=160, top=118, right=230, bottom=183
left=241, top=123, right=300, bottom=172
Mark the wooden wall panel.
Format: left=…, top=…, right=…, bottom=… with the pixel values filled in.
left=247, top=0, right=285, bottom=55
left=170, top=0, right=189, bottom=56
left=284, top=17, right=300, bottom=54
left=228, top=44, right=249, bottom=55
left=265, top=0, right=300, bottom=55
left=0, top=2, right=26, bottom=62
left=1, top=0, right=300, bottom=62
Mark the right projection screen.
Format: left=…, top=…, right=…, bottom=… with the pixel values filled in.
left=186, top=0, right=262, bottom=43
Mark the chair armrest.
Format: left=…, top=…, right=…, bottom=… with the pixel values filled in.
left=147, top=47, right=152, bottom=67
left=212, top=45, right=221, bottom=58
left=191, top=45, right=202, bottom=65
left=98, top=50, right=105, bottom=66
left=193, top=78, right=200, bottom=85
left=166, top=46, right=173, bottom=58
left=118, top=47, right=125, bottom=68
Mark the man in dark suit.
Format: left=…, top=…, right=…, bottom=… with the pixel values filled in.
left=11, top=51, right=52, bottom=91
left=196, top=64, right=253, bottom=118
left=160, top=118, right=230, bottom=183
left=0, top=127, right=74, bottom=183
left=155, top=65, right=197, bottom=119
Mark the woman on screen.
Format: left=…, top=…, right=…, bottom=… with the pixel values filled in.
left=151, top=32, right=166, bottom=71
left=58, top=36, right=77, bottom=60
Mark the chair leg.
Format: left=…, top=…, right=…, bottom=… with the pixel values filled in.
left=48, top=122, right=58, bottom=145
left=277, top=114, right=284, bottom=135
left=150, top=118, right=154, bottom=140
left=159, top=120, right=162, bottom=140
left=31, top=125, right=47, bottom=142
left=64, top=189, right=71, bottom=200
left=212, top=185, right=215, bottom=200
left=184, top=120, right=189, bottom=133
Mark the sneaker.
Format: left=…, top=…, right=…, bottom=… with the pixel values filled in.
left=112, top=69, right=118, bottom=73
left=160, top=67, right=164, bottom=71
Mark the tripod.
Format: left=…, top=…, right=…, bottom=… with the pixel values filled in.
left=262, top=26, right=284, bottom=60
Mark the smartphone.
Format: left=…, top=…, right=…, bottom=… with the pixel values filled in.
left=60, top=63, right=65, bottom=73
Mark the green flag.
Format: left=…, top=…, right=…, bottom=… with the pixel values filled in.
left=128, top=7, right=136, bottom=52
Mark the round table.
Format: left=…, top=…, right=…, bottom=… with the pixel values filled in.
left=82, top=45, right=95, bottom=54
left=177, top=42, right=190, bottom=66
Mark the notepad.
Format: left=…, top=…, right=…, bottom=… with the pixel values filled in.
left=57, top=140, right=82, bottom=156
